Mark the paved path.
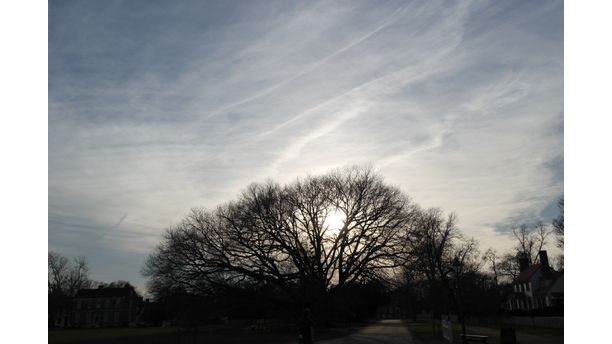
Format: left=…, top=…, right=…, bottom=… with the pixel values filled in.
left=317, top=319, right=418, bottom=344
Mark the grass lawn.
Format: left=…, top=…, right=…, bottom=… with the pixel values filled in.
left=457, top=324, right=563, bottom=344
left=49, top=324, right=358, bottom=344
left=401, top=320, right=563, bottom=344
left=49, top=327, right=178, bottom=343
left=402, top=321, right=446, bottom=344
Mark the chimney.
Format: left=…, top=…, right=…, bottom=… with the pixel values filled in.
left=518, top=254, right=529, bottom=272
left=539, top=250, right=551, bottom=274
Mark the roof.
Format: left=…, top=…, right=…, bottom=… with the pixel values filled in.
left=74, top=286, right=135, bottom=299
left=537, top=271, right=564, bottom=296
left=514, top=263, right=542, bottom=284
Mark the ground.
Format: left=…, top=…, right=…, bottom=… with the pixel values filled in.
left=316, top=319, right=417, bottom=344
left=49, top=319, right=563, bottom=344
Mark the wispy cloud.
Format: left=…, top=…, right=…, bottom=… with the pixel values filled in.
left=49, top=0, right=563, bottom=290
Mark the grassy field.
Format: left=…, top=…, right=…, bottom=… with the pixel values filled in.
left=49, top=327, right=178, bottom=343
left=401, top=320, right=563, bottom=344
left=49, top=324, right=358, bottom=344
left=49, top=326, right=298, bottom=344
left=402, top=321, right=446, bottom=344
left=456, top=324, right=563, bottom=344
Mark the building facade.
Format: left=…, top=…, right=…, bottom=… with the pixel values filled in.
left=506, top=250, right=563, bottom=312
left=72, top=285, right=143, bottom=327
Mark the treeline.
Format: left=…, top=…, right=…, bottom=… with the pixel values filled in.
left=142, top=166, right=564, bottom=324
left=50, top=167, right=563, bottom=326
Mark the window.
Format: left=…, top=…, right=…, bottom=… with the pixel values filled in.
left=526, top=283, right=530, bottom=291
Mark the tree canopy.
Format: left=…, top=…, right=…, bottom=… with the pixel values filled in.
left=48, top=251, right=92, bottom=297
left=143, top=167, right=418, bottom=305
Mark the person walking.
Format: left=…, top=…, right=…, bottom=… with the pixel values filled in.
left=298, top=308, right=313, bottom=344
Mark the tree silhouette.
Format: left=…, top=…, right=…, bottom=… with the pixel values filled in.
left=552, top=197, right=564, bottom=248
left=48, top=252, right=93, bottom=326
left=143, top=167, right=417, bottom=308
left=512, top=223, right=550, bottom=266
left=400, top=208, right=479, bottom=320
left=48, top=252, right=92, bottom=297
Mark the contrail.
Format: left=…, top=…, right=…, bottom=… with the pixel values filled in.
left=203, top=5, right=408, bottom=119
left=114, top=213, right=128, bottom=227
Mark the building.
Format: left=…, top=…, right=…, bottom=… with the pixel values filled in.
left=506, top=250, right=563, bottom=312
left=71, top=285, right=144, bottom=327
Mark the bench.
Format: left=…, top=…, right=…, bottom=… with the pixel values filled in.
left=461, top=334, right=489, bottom=343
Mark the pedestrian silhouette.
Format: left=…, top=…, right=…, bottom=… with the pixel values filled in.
left=298, top=308, right=313, bottom=344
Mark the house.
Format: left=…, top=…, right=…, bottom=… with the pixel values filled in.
left=71, top=284, right=144, bottom=327
left=506, top=250, right=563, bottom=312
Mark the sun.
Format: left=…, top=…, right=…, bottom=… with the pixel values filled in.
left=324, top=209, right=345, bottom=236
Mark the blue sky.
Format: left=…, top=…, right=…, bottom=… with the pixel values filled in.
left=48, top=0, right=563, bottom=293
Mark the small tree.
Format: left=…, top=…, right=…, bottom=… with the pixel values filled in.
left=552, top=197, right=564, bottom=270
left=496, top=253, right=522, bottom=283
left=48, top=252, right=92, bottom=297
left=552, top=198, right=564, bottom=248
left=48, top=252, right=93, bottom=326
left=482, top=248, right=500, bottom=286
left=511, top=223, right=550, bottom=266
left=400, top=208, right=480, bottom=321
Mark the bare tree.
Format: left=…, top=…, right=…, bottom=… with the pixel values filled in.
left=403, top=209, right=479, bottom=286
left=495, top=253, right=522, bottom=282
left=487, top=221, right=553, bottom=284
left=67, top=256, right=91, bottom=295
left=48, top=252, right=92, bottom=297
left=48, top=252, right=93, bottom=326
left=48, top=251, right=70, bottom=295
left=512, top=222, right=550, bottom=266
left=552, top=198, right=564, bottom=248
left=143, top=167, right=417, bottom=305
left=482, top=248, right=500, bottom=286
left=400, top=208, right=480, bottom=320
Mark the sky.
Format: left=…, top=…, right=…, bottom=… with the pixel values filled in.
left=48, top=0, right=563, bottom=294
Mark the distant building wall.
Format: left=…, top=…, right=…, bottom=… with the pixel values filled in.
left=71, top=286, right=143, bottom=327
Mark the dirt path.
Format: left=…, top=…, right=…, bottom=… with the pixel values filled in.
left=316, top=319, right=419, bottom=344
